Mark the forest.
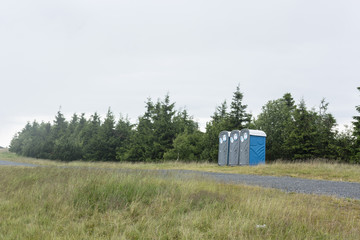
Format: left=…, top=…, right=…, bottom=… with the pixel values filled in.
left=9, top=86, right=360, bottom=163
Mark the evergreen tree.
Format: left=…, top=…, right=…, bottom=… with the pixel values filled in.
left=68, top=113, right=79, bottom=133
left=152, top=94, right=177, bottom=159
left=52, top=110, right=68, bottom=140
left=130, top=98, right=157, bottom=161
left=285, top=99, right=317, bottom=160
left=335, top=125, right=355, bottom=162
left=173, top=109, right=198, bottom=134
left=212, top=100, right=228, bottom=123
left=97, top=108, right=117, bottom=161
left=352, top=87, right=360, bottom=162
left=313, top=99, right=337, bottom=159
left=201, top=101, right=229, bottom=161
left=164, top=130, right=204, bottom=161
left=254, top=93, right=295, bottom=160
left=82, top=113, right=101, bottom=161
left=115, top=115, right=134, bottom=161
left=21, top=121, right=41, bottom=158
left=36, top=121, right=53, bottom=159
left=124, top=94, right=197, bottom=161
left=228, top=84, right=251, bottom=129
left=282, top=93, right=295, bottom=109
left=9, top=122, right=31, bottom=154
left=52, top=113, right=83, bottom=161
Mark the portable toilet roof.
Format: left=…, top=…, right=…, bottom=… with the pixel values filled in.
left=228, top=130, right=241, bottom=166
left=239, top=129, right=266, bottom=166
left=218, top=131, right=230, bottom=166
left=248, top=129, right=266, bottom=137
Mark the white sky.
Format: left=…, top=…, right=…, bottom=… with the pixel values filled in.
left=1, top=0, right=359, bottom=147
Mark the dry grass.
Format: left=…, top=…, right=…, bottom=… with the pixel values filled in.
left=1, top=149, right=360, bottom=183
left=0, top=166, right=359, bottom=239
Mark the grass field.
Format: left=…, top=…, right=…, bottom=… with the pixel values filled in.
left=1, top=166, right=360, bottom=239
left=1, top=149, right=360, bottom=183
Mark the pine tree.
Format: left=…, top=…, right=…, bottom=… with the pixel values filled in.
left=52, top=111, right=71, bottom=160
left=201, top=101, right=229, bottom=161
left=115, top=115, right=134, bottom=161
left=173, top=109, right=198, bottom=134
left=53, top=113, right=83, bottom=161
left=285, top=99, right=317, bottom=160
left=335, top=125, right=355, bottom=162
left=152, top=94, right=177, bottom=159
left=212, top=100, right=228, bottom=123
left=82, top=113, right=101, bottom=161
left=282, top=93, right=295, bottom=109
left=52, top=110, right=68, bottom=140
left=96, top=108, right=117, bottom=161
left=352, top=87, right=360, bottom=162
left=228, top=84, right=251, bottom=130
left=127, top=98, right=156, bottom=162
left=9, top=122, right=30, bottom=155
left=313, top=98, right=337, bottom=159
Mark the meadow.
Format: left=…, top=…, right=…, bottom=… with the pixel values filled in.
left=1, top=150, right=360, bottom=239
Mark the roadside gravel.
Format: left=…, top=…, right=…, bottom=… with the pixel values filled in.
left=1, top=159, right=360, bottom=200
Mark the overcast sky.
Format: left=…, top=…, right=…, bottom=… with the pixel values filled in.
left=1, top=0, right=359, bottom=147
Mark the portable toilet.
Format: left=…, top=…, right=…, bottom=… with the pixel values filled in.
left=228, top=130, right=241, bottom=166
left=239, top=129, right=266, bottom=166
left=218, top=131, right=230, bottom=166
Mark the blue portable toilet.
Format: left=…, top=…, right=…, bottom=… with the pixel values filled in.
left=218, top=131, right=230, bottom=166
left=228, top=130, right=241, bottom=166
left=239, top=129, right=266, bottom=166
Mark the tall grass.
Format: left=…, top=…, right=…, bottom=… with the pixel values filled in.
left=0, top=166, right=359, bottom=239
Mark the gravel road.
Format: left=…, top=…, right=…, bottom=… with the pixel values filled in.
left=1, top=159, right=360, bottom=200
left=0, top=159, right=38, bottom=167
left=192, top=171, right=360, bottom=200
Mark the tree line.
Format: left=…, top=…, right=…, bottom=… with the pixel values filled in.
left=9, top=86, right=360, bottom=163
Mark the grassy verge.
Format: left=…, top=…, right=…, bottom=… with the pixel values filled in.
left=0, top=166, right=359, bottom=239
left=1, top=149, right=360, bottom=182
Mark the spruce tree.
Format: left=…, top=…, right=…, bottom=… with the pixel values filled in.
left=313, top=98, right=337, bottom=159
left=285, top=99, right=317, bottom=160
left=201, top=101, right=229, bottom=161
left=52, top=110, right=68, bottom=140
left=173, top=109, right=198, bottom=134
left=352, top=87, right=360, bottom=162
left=228, top=84, right=251, bottom=130
left=115, top=115, right=134, bottom=161
left=152, top=94, right=177, bottom=159
left=53, top=113, right=82, bottom=161
left=82, top=113, right=101, bottom=161
left=97, top=108, right=117, bottom=161
left=128, top=98, right=156, bottom=161
left=212, top=100, right=228, bottom=123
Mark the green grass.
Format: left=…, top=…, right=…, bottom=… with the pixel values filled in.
left=0, top=166, right=359, bottom=239
left=1, top=149, right=360, bottom=182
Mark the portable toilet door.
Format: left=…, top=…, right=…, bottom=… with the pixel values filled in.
left=239, top=129, right=266, bottom=165
left=218, top=131, right=230, bottom=166
left=239, top=129, right=250, bottom=165
left=228, top=130, right=241, bottom=166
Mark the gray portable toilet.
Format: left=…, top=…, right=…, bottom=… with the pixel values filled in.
left=218, top=131, right=230, bottom=166
left=239, top=129, right=266, bottom=166
left=228, top=130, right=241, bottom=166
